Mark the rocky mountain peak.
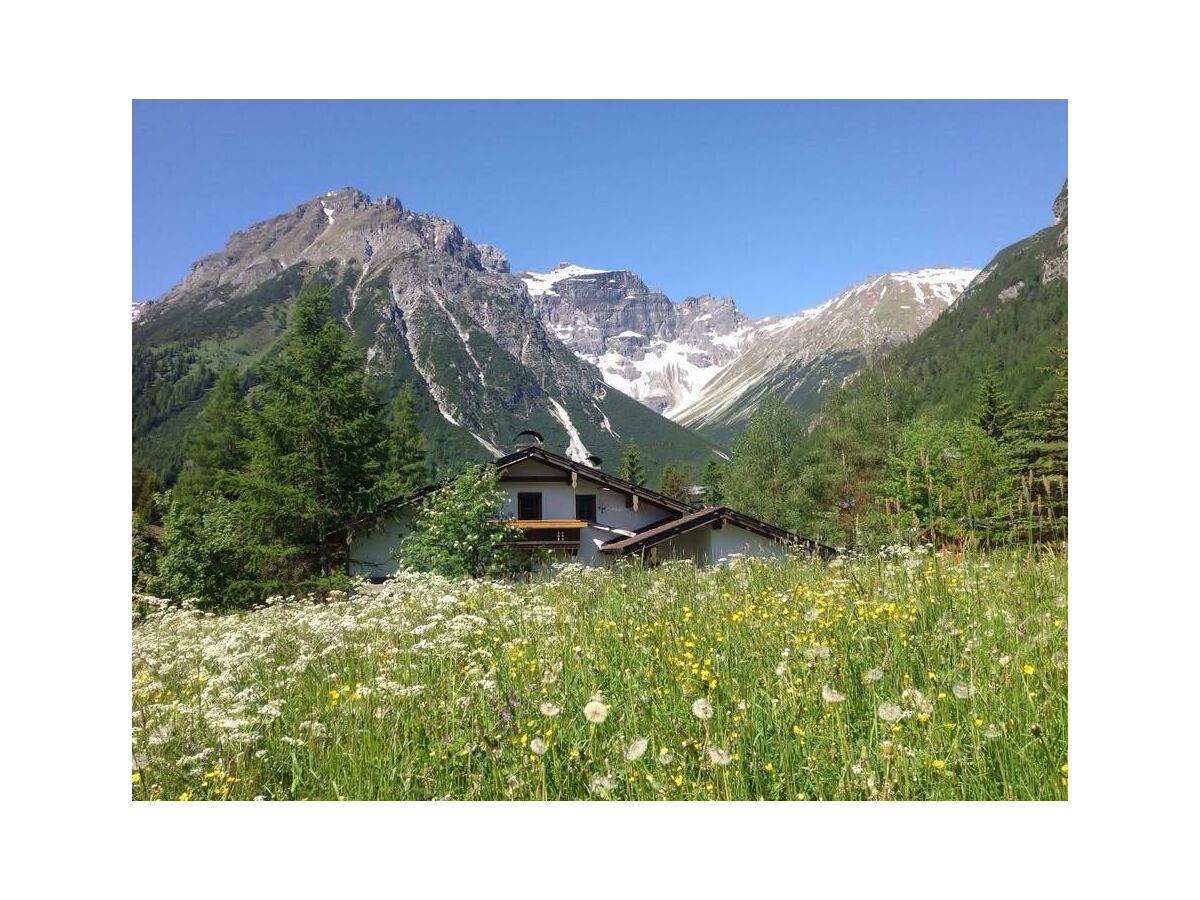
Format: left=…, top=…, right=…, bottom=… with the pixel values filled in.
left=1052, top=179, right=1068, bottom=225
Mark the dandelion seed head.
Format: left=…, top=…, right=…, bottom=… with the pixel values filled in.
left=583, top=700, right=608, bottom=724
left=706, top=746, right=732, bottom=766
left=864, top=667, right=884, bottom=683
left=877, top=701, right=903, bottom=722
left=624, top=736, right=648, bottom=762
left=952, top=682, right=975, bottom=700
left=821, top=684, right=846, bottom=703
left=539, top=702, right=561, bottom=717
left=529, top=737, right=547, bottom=756
left=588, top=774, right=616, bottom=795
left=691, top=697, right=714, bottom=720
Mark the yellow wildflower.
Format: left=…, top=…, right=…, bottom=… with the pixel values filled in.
left=930, top=759, right=946, bottom=770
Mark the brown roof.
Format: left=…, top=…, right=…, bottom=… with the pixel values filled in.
left=599, top=506, right=835, bottom=557
left=385, top=445, right=698, bottom=516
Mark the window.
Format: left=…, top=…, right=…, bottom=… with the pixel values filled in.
left=517, top=492, right=542, bottom=520
left=575, top=494, right=597, bottom=522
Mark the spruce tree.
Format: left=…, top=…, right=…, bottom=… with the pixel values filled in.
left=974, top=368, right=1014, bottom=443
left=618, top=441, right=646, bottom=486
left=240, top=284, right=393, bottom=576
left=132, top=461, right=160, bottom=523
left=700, top=460, right=725, bottom=506
left=659, top=463, right=693, bottom=503
left=173, top=367, right=249, bottom=504
left=387, top=383, right=429, bottom=496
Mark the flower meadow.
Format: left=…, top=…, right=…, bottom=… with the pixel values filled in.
left=131, top=547, right=1067, bottom=801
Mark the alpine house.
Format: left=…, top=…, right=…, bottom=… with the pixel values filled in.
left=349, top=442, right=834, bottom=579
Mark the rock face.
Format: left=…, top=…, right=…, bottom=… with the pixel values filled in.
left=475, top=244, right=510, bottom=274
left=1052, top=180, right=1068, bottom=226
left=1043, top=180, right=1068, bottom=283
left=134, top=189, right=721, bottom=482
left=523, top=263, right=755, bottom=414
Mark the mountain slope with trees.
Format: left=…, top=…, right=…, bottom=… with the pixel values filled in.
left=718, top=181, right=1068, bottom=548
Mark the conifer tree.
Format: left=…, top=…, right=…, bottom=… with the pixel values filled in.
left=618, top=441, right=646, bottom=486
left=659, top=463, right=693, bottom=503
left=132, top=461, right=160, bottom=523
left=974, top=368, right=1015, bottom=443
left=173, top=367, right=249, bottom=505
left=700, top=460, right=726, bottom=506
left=387, top=383, right=428, bottom=496
left=240, top=284, right=393, bottom=576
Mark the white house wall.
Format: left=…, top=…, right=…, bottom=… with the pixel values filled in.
left=498, top=474, right=676, bottom=565
left=650, top=522, right=790, bottom=566
left=348, top=467, right=678, bottom=575
left=348, top=515, right=412, bottom=579
left=709, top=523, right=789, bottom=563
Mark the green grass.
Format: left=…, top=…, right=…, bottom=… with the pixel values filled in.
left=131, top=547, right=1067, bottom=800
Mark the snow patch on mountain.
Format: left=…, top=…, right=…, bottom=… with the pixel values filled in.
left=548, top=397, right=591, bottom=462
left=522, top=263, right=610, bottom=297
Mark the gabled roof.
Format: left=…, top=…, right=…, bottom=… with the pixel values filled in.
left=386, top=445, right=697, bottom=515
left=599, top=505, right=837, bottom=559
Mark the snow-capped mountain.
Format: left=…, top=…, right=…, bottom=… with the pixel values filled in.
left=672, top=268, right=980, bottom=440
left=525, top=262, right=979, bottom=444
left=523, top=263, right=756, bottom=416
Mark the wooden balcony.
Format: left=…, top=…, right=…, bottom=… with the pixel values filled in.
left=493, top=519, right=587, bottom=552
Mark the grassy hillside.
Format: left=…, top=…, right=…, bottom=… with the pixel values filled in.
left=133, top=548, right=1067, bottom=801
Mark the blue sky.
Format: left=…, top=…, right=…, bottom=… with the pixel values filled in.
left=133, top=100, right=1066, bottom=317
